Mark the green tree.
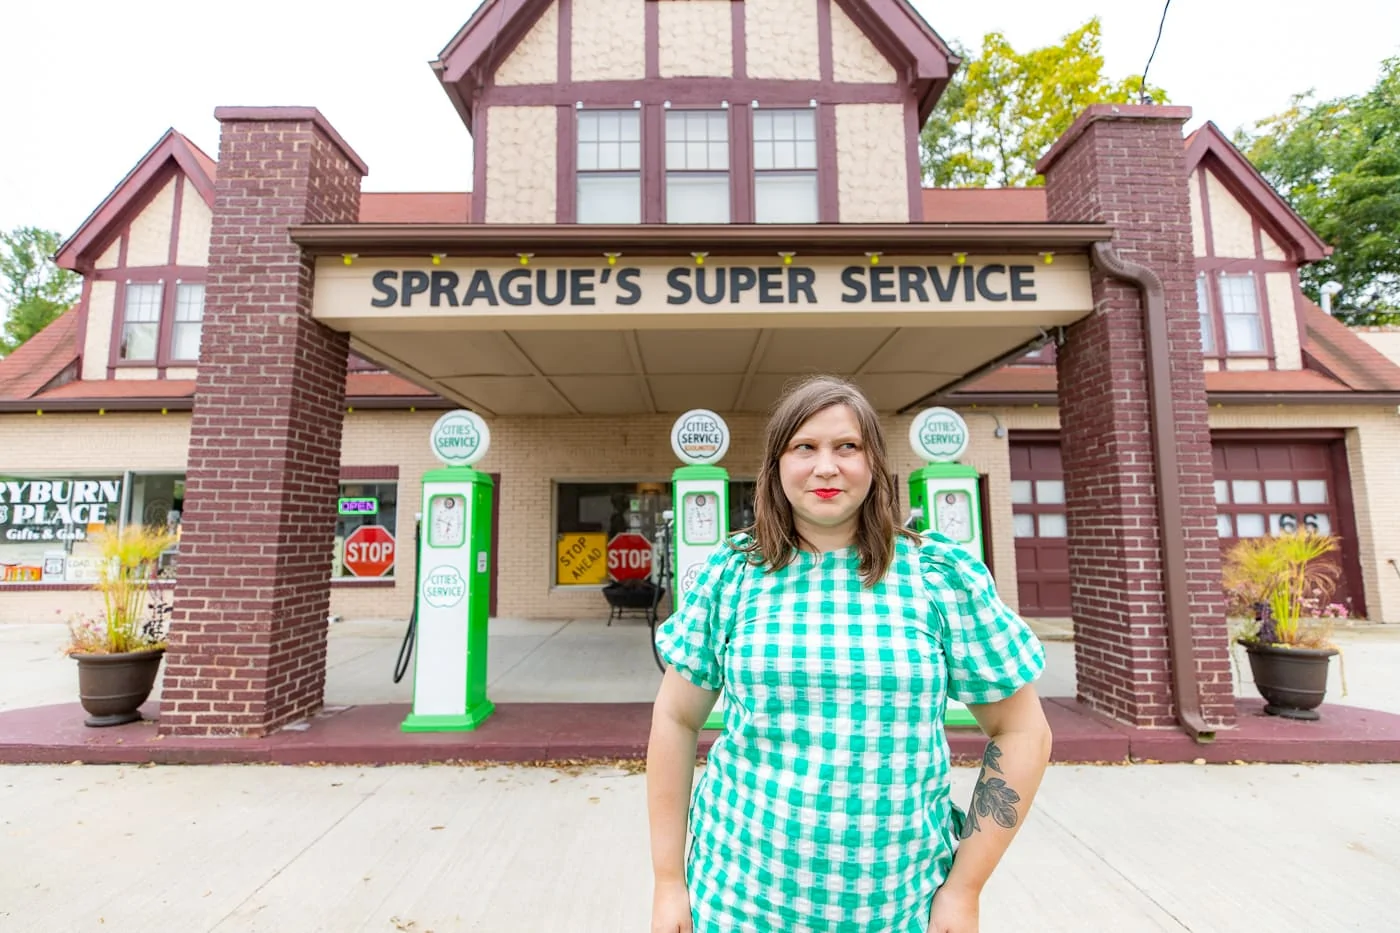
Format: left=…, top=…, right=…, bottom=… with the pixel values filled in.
left=1237, top=57, right=1400, bottom=326
left=921, top=18, right=1167, bottom=187
left=0, top=227, right=79, bottom=355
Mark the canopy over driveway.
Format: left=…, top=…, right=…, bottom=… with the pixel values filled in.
left=293, top=223, right=1110, bottom=415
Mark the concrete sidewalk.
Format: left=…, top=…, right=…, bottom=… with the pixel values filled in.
left=1, top=760, right=1397, bottom=932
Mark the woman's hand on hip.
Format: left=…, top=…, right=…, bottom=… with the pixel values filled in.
left=652, top=877, right=693, bottom=933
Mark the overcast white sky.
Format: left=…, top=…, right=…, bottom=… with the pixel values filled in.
left=1, top=0, right=1395, bottom=237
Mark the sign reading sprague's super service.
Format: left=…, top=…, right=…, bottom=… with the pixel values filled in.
left=311, top=255, right=1095, bottom=329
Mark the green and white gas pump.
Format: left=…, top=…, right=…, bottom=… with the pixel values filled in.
left=401, top=410, right=495, bottom=733
left=907, top=407, right=984, bottom=561
left=669, top=409, right=730, bottom=731
left=907, top=406, right=983, bottom=727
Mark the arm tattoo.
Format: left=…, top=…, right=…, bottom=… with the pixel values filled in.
left=959, top=741, right=1021, bottom=840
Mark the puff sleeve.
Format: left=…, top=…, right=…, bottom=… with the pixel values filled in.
left=653, top=537, right=748, bottom=691
left=920, top=533, right=1046, bottom=705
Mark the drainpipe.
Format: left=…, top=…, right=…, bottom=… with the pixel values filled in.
left=1090, top=242, right=1215, bottom=743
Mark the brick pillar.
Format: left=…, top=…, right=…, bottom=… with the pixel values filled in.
left=160, top=108, right=367, bottom=737
left=1036, top=105, right=1236, bottom=730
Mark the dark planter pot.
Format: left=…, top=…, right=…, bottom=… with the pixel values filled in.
left=1244, top=642, right=1337, bottom=721
left=72, top=648, right=165, bottom=727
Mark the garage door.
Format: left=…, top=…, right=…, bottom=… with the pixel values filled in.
left=1011, top=434, right=1365, bottom=620
left=1010, top=440, right=1071, bottom=617
left=1212, top=438, right=1364, bottom=617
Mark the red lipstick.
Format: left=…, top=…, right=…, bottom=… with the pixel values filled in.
left=813, top=489, right=840, bottom=500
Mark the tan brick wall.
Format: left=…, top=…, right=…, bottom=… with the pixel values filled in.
left=570, top=0, right=645, bottom=81
left=126, top=177, right=176, bottom=267
left=1265, top=272, right=1302, bottom=370
left=484, top=106, right=557, bottom=224
left=176, top=186, right=212, bottom=267
left=1212, top=405, right=1400, bottom=623
left=1204, top=171, right=1255, bottom=259
left=835, top=103, right=907, bottom=222
left=745, top=0, right=819, bottom=80
left=494, top=2, right=558, bottom=86
left=82, top=281, right=116, bottom=380
left=658, top=0, right=733, bottom=78
left=830, top=2, right=895, bottom=82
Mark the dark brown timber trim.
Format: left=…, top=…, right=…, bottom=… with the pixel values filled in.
left=289, top=222, right=1113, bottom=256
left=1090, top=241, right=1213, bottom=743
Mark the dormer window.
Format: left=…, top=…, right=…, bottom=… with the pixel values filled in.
left=1218, top=273, right=1265, bottom=353
left=665, top=110, right=730, bottom=224
left=576, top=110, right=641, bottom=224
left=116, top=278, right=207, bottom=365
left=753, top=109, right=818, bottom=224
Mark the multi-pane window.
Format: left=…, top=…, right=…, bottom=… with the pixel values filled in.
left=171, top=283, right=205, bottom=361
left=1218, top=273, right=1264, bottom=353
left=753, top=109, right=818, bottom=223
left=1214, top=477, right=1332, bottom=540
left=577, top=110, right=642, bottom=224
left=665, top=111, right=730, bottom=224
left=120, top=283, right=163, bottom=361
left=1196, top=274, right=1216, bottom=354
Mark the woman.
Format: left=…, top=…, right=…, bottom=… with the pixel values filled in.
left=647, top=376, right=1052, bottom=933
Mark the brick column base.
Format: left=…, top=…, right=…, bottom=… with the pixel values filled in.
left=1038, top=105, right=1236, bottom=731
left=160, top=108, right=367, bottom=737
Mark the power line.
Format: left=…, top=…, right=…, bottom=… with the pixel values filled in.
left=1139, top=0, right=1173, bottom=103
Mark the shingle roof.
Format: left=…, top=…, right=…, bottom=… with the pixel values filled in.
left=0, top=308, right=81, bottom=399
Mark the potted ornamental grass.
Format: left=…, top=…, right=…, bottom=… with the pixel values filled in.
left=1223, top=529, right=1349, bottom=720
left=63, top=524, right=177, bottom=727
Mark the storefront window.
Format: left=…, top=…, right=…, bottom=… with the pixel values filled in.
left=333, top=482, right=399, bottom=578
left=554, top=480, right=757, bottom=586
left=0, top=474, right=125, bottom=583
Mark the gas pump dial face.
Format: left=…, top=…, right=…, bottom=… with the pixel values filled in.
left=429, top=495, right=466, bottom=548
left=936, top=490, right=973, bottom=543
left=683, top=492, right=719, bottom=545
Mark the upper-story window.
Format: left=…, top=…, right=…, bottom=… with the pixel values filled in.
left=118, top=279, right=206, bottom=364
left=577, top=110, right=641, bottom=224
left=1218, top=272, right=1264, bottom=354
left=753, top=109, right=818, bottom=224
left=1197, top=271, right=1265, bottom=357
left=665, top=111, right=730, bottom=224
left=1196, top=274, right=1216, bottom=355
left=120, top=283, right=163, bottom=361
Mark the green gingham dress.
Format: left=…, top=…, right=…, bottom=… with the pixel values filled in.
left=655, top=531, right=1045, bottom=933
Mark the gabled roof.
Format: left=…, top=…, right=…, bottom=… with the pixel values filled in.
left=359, top=192, right=473, bottom=224
left=432, top=0, right=958, bottom=127
left=54, top=130, right=217, bottom=272
left=0, top=308, right=81, bottom=400
left=1184, top=121, right=1330, bottom=263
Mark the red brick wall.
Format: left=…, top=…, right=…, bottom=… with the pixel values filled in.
left=160, top=110, right=365, bottom=737
left=1040, top=106, right=1236, bottom=729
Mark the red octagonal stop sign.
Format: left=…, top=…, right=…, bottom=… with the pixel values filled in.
left=343, top=525, right=396, bottom=577
left=606, top=532, right=653, bottom=582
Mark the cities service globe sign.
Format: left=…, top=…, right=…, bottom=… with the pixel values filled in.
left=909, top=407, right=970, bottom=463
left=430, top=410, right=491, bottom=467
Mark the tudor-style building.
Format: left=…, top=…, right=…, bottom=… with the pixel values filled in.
left=1, top=0, right=1397, bottom=741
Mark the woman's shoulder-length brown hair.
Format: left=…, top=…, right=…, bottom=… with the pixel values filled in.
left=737, top=375, right=919, bottom=587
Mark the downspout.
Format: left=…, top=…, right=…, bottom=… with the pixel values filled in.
left=1090, top=242, right=1215, bottom=743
